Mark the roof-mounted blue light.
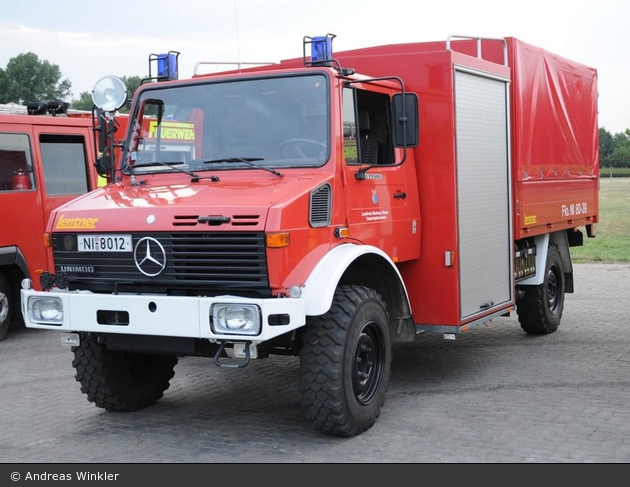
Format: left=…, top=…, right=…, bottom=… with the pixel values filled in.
left=158, top=52, right=178, bottom=80
left=311, top=35, right=334, bottom=63
left=303, top=34, right=336, bottom=67
left=149, top=51, right=180, bottom=81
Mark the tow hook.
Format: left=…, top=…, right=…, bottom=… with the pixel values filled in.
left=214, top=340, right=252, bottom=369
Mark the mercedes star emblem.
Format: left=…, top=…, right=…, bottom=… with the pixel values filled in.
left=134, top=237, right=167, bottom=277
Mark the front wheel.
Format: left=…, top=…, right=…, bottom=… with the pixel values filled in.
left=72, top=333, right=178, bottom=411
left=517, top=246, right=565, bottom=335
left=299, top=285, right=391, bottom=437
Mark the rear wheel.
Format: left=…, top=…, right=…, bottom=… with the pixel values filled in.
left=72, top=333, right=178, bottom=411
left=517, top=246, right=565, bottom=335
left=299, top=285, right=391, bottom=437
left=0, top=273, right=12, bottom=341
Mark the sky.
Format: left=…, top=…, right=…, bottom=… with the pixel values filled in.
left=1, top=0, right=629, bottom=133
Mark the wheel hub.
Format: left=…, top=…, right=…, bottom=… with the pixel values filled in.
left=352, top=323, right=384, bottom=405
left=547, top=266, right=559, bottom=313
left=0, top=292, right=9, bottom=322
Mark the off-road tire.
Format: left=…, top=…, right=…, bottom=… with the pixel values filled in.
left=0, top=272, right=12, bottom=342
left=517, top=246, right=565, bottom=335
left=72, top=333, right=178, bottom=411
left=299, top=285, right=391, bottom=437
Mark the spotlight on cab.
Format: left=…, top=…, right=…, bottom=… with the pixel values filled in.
left=92, top=75, right=128, bottom=112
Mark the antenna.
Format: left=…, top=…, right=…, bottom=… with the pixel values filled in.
left=234, top=0, right=241, bottom=64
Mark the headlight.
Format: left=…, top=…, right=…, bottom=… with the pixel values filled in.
left=30, top=297, right=64, bottom=324
left=211, top=304, right=260, bottom=336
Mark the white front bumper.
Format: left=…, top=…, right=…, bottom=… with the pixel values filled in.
left=21, top=288, right=306, bottom=344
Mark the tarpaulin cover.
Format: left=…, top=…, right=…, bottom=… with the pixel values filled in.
left=507, top=38, right=599, bottom=181
left=322, top=37, right=599, bottom=181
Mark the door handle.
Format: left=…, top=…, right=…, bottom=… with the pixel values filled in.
left=393, top=191, right=407, bottom=199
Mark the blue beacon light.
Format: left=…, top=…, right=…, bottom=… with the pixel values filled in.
left=156, top=51, right=180, bottom=80
left=310, top=34, right=335, bottom=64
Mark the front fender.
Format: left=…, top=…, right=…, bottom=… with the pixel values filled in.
left=301, top=244, right=408, bottom=316
left=0, top=246, right=29, bottom=278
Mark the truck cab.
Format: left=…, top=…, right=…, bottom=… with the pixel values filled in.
left=0, top=103, right=105, bottom=340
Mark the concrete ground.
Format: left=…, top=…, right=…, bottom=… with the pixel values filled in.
left=1, top=263, right=629, bottom=463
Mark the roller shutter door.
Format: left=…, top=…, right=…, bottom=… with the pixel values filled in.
left=455, top=69, right=512, bottom=319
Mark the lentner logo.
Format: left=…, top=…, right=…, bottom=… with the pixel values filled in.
left=56, top=214, right=99, bottom=230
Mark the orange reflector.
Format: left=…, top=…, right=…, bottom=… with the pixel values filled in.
left=43, top=233, right=51, bottom=248
left=335, top=227, right=350, bottom=238
left=266, top=232, right=290, bottom=248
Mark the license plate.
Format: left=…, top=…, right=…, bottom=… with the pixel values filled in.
left=77, top=235, right=133, bottom=252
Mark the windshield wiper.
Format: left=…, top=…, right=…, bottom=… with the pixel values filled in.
left=131, top=161, right=219, bottom=182
left=202, top=157, right=282, bottom=177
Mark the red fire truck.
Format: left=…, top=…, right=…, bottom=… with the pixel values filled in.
left=20, top=35, right=599, bottom=436
left=0, top=102, right=127, bottom=341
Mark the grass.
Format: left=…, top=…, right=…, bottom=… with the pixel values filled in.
left=570, top=177, right=630, bottom=263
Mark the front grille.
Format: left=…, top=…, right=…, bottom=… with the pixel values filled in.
left=52, top=232, right=270, bottom=297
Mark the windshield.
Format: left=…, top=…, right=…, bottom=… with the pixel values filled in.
left=124, top=73, right=330, bottom=175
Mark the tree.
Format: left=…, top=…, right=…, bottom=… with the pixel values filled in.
left=0, top=70, right=8, bottom=99
left=0, top=52, right=71, bottom=104
left=71, top=91, right=94, bottom=111
left=599, top=127, right=630, bottom=168
left=117, top=75, right=145, bottom=114
left=612, top=131, right=628, bottom=147
left=610, top=131, right=630, bottom=168
left=120, top=75, right=144, bottom=96
left=611, top=143, right=630, bottom=168
left=599, top=127, right=614, bottom=164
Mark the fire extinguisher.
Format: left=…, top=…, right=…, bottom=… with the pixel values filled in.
left=11, top=169, right=32, bottom=190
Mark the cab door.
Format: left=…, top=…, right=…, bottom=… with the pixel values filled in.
left=341, top=87, right=419, bottom=263
left=0, top=123, right=47, bottom=284
left=32, top=124, right=97, bottom=226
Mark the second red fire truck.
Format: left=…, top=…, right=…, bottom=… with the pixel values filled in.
left=0, top=103, right=113, bottom=341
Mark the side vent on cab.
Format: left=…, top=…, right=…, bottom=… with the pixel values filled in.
left=309, top=183, right=331, bottom=227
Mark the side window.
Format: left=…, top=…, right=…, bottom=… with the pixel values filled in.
left=342, top=87, right=358, bottom=164
left=343, top=88, right=394, bottom=166
left=40, top=134, right=89, bottom=196
left=0, top=133, right=34, bottom=191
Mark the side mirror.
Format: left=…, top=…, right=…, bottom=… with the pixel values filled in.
left=392, top=93, right=419, bottom=148
left=94, top=108, right=109, bottom=154
left=92, top=107, right=114, bottom=177
left=95, top=153, right=113, bottom=178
